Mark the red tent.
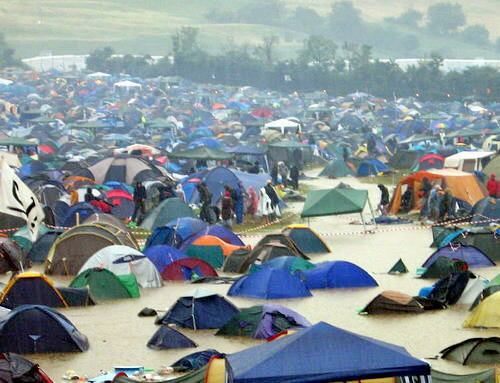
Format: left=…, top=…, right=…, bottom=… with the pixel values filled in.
left=161, top=258, right=218, bottom=281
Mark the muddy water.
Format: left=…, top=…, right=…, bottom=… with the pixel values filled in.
left=3, top=175, right=499, bottom=379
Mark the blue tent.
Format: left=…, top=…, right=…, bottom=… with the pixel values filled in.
left=144, top=226, right=181, bottom=249
left=226, top=322, right=430, bottom=383
left=423, top=245, right=495, bottom=268
left=171, top=349, right=221, bottom=371
left=147, top=326, right=197, bottom=350
left=357, top=159, right=390, bottom=177
left=60, top=202, right=99, bottom=227
left=157, top=289, right=239, bottom=330
left=27, top=231, right=62, bottom=263
left=303, top=261, right=378, bottom=289
left=471, top=197, right=500, bottom=225
left=438, top=229, right=467, bottom=248
left=0, top=305, right=89, bottom=354
left=144, top=245, right=187, bottom=273
left=228, top=268, right=312, bottom=299
left=166, top=217, right=208, bottom=245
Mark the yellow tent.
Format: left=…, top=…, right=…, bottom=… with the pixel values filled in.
left=463, top=291, right=500, bottom=328
left=205, top=357, right=225, bottom=383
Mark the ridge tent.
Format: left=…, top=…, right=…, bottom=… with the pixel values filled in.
left=0, top=272, right=93, bottom=309
left=78, top=245, right=162, bottom=288
left=303, top=261, right=378, bottom=290
left=388, top=259, right=409, bottom=274
left=361, top=291, right=427, bottom=314
left=141, top=198, right=195, bottom=231
left=389, top=169, right=487, bottom=215
left=422, top=245, right=495, bottom=269
left=161, top=258, right=218, bottom=281
left=319, top=159, right=354, bottom=178
left=227, top=268, right=312, bottom=300
left=45, top=223, right=137, bottom=275
left=225, top=321, right=430, bottom=382
left=464, top=291, right=500, bottom=328
left=0, top=238, right=28, bottom=275
left=157, top=289, right=239, bottom=330
left=216, top=304, right=310, bottom=339
left=0, top=305, right=89, bottom=354
left=440, top=337, right=500, bottom=365
left=143, top=245, right=187, bottom=273
left=282, top=225, right=330, bottom=254
left=147, top=326, right=197, bottom=350
left=70, top=268, right=140, bottom=300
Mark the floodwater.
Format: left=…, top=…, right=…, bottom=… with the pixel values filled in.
left=2, top=175, right=499, bottom=380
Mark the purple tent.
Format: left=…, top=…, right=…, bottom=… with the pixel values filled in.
left=423, top=245, right=495, bottom=268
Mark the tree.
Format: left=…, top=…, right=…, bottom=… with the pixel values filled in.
left=298, top=35, right=337, bottom=69
left=254, top=35, right=280, bottom=67
left=393, top=9, right=422, bottom=28
left=85, top=46, right=114, bottom=72
left=289, top=6, right=324, bottom=34
left=0, top=33, right=23, bottom=68
left=172, top=27, right=201, bottom=59
left=426, top=3, right=466, bottom=34
left=496, top=37, right=500, bottom=52
left=329, top=1, right=365, bottom=41
left=237, top=0, right=286, bottom=26
left=461, top=24, right=490, bottom=45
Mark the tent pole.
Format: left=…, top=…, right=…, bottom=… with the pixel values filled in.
left=360, top=212, right=367, bottom=233
left=367, top=198, right=377, bottom=229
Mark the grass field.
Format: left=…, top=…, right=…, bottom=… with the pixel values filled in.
left=2, top=0, right=498, bottom=59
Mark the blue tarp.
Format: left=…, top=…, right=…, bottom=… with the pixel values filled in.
left=303, top=261, right=378, bottom=289
left=423, top=245, right=495, bottom=268
left=228, top=268, right=312, bottom=299
left=226, top=321, right=430, bottom=383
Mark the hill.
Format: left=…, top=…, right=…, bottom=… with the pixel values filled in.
left=2, top=0, right=499, bottom=59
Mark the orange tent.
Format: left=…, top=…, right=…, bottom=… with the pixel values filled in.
left=389, top=169, right=487, bottom=215
left=63, top=176, right=95, bottom=191
left=192, top=235, right=248, bottom=257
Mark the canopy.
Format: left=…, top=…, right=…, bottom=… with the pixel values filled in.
left=226, top=321, right=430, bottom=382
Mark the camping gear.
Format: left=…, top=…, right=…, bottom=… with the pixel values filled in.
left=420, top=257, right=469, bottom=279
left=282, top=225, right=330, bottom=254
left=440, top=338, right=500, bottom=365
left=423, top=245, right=495, bottom=269
left=171, top=349, right=221, bottom=372
left=255, top=256, right=315, bottom=274
left=70, top=268, right=140, bottom=300
left=464, top=291, right=500, bottom=328
left=303, top=261, right=378, bottom=289
left=0, top=238, right=28, bottom=274
left=0, top=352, right=54, bottom=383
left=388, top=259, right=408, bottom=274
left=147, top=326, right=197, bottom=350
left=361, top=291, right=443, bottom=314
left=161, top=258, right=218, bottom=281
left=141, top=198, right=195, bottom=231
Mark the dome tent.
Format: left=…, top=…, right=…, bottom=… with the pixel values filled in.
left=147, top=326, right=197, bottom=350
left=303, top=261, right=378, bottom=289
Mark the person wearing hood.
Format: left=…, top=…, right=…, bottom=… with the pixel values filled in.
left=487, top=174, right=498, bottom=197
left=377, top=184, right=390, bottom=215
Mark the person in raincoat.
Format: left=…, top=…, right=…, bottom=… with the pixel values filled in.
left=232, top=181, right=245, bottom=224
left=221, top=187, right=233, bottom=228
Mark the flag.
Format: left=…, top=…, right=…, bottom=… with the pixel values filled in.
left=0, top=159, right=45, bottom=240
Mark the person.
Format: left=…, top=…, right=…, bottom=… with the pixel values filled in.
left=487, top=174, right=497, bottom=197
left=197, top=182, right=213, bottom=223
left=132, top=181, right=147, bottom=224
left=401, top=186, right=413, bottom=212
left=377, top=184, right=390, bottom=215
left=342, top=146, right=350, bottom=162
left=70, top=189, right=79, bottom=205
left=419, top=177, right=432, bottom=218
left=440, top=188, right=455, bottom=220
left=221, top=188, right=233, bottom=228
left=258, top=186, right=272, bottom=224
left=428, top=184, right=442, bottom=221
left=176, top=184, right=186, bottom=203
left=84, top=187, right=95, bottom=203
left=264, top=180, right=280, bottom=221
left=278, top=161, right=289, bottom=187
left=249, top=161, right=260, bottom=174
left=231, top=182, right=245, bottom=224
left=290, top=165, right=299, bottom=190
left=246, top=186, right=258, bottom=216
left=270, top=162, right=278, bottom=185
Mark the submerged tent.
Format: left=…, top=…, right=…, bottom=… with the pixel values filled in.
left=228, top=268, right=312, bottom=299
left=0, top=238, right=28, bottom=274
left=464, top=291, right=500, bottom=328
left=431, top=368, right=498, bottom=383
left=440, top=337, right=500, bottom=365
left=179, top=225, right=245, bottom=251
left=422, top=245, right=495, bottom=269
left=225, top=321, right=430, bottom=382
left=216, top=304, right=310, bottom=339
left=143, top=245, right=187, bottom=273
left=361, top=291, right=429, bottom=314
left=388, top=259, right=409, bottom=274
left=141, top=198, right=195, bottom=231
left=70, top=268, right=140, bottom=300
left=161, top=258, right=218, bottom=281
left=471, top=197, right=499, bottom=225
left=157, top=289, right=239, bottom=330
left=0, top=305, right=89, bottom=354
left=147, top=326, right=197, bottom=350
left=282, top=225, right=330, bottom=254
left=303, top=261, right=378, bottom=289
left=255, top=256, right=315, bottom=274
left=0, top=352, right=54, bottom=383
left=420, top=257, right=469, bottom=279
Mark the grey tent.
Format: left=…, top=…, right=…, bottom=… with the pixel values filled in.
left=141, top=198, right=195, bottom=231
left=440, top=337, right=500, bottom=365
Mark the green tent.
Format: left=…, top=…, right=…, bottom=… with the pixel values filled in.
left=319, top=159, right=354, bottom=178
left=141, top=198, right=195, bottom=231
left=388, top=259, right=408, bottom=274
left=463, top=229, right=500, bottom=261
left=70, top=268, right=140, bottom=300
left=440, top=338, right=500, bottom=365
left=431, top=368, right=497, bottom=383
left=168, top=147, right=233, bottom=160
left=301, top=185, right=370, bottom=218
left=419, top=257, right=467, bottom=279
left=483, top=156, right=499, bottom=178
left=187, top=245, right=224, bottom=269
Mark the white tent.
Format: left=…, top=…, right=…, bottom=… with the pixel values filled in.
left=78, top=245, right=162, bottom=288
left=444, top=151, right=495, bottom=172
left=0, top=78, right=13, bottom=86
left=457, top=277, right=488, bottom=305
left=264, top=118, right=301, bottom=135
left=113, top=80, right=142, bottom=91
left=86, top=72, right=111, bottom=80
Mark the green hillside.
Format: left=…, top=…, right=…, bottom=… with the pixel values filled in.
left=2, top=0, right=498, bottom=58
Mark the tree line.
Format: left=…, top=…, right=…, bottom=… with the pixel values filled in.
left=85, top=28, right=499, bottom=101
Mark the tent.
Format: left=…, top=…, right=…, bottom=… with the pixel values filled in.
left=147, top=326, right=197, bottom=350
left=461, top=229, right=500, bottom=261
left=416, top=154, right=445, bottom=171
left=171, top=349, right=222, bottom=372
left=388, top=259, right=408, bottom=274
left=216, top=304, right=310, bottom=339
left=57, top=202, right=100, bottom=228
left=27, top=230, right=62, bottom=263
left=191, top=236, right=246, bottom=257
left=464, top=291, right=500, bottom=328
left=444, top=151, right=494, bottom=172
left=389, top=169, right=487, bottom=214
left=282, top=225, right=330, bottom=254
left=187, top=245, right=224, bottom=269
left=222, top=249, right=249, bottom=273
left=420, top=257, right=468, bottom=279
left=228, top=268, right=312, bottom=299
left=169, top=147, right=233, bottom=161
left=0, top=238, right=28, bottom=274
left=319, top=159, right=354, bottom=178
left=238, top=242, right=308, bottom=274
left=0, top=353, right=54, bottom=383
left=440, top=338, right=500, bottom=365
left=143, top=245, right=187, bottom=273
left=106, top=189, right=134, bottom=219
left=471, top=197, right=499, bottom=225
left=0, top=272, right=93, bottom=309
left=0, top=305, right=89, bottom=354
left=361, top=291, right=428, bottom=314
left=180, top=225, right=245, bottom=251
left=141, top=198, right=195, bottom=231
left=483, top=155, right=500, bottom=178
left=78, top=245, right=162, bottom=288
left=426, top=272, right=472, bottom=305
left=357, top=158, right=390, bottom=176
left=45, top=223, right=137, bottom=275
left=70, top=268, right=140, bottom=300
left=255, top=256, right=315, bottom=274
left=431, top=368, right=498, bottom=383
left=422, top=245, right=495, bottom=269
left=161, top=258, right=218, bottom=281
left=253, top=234, right=305, bottom=258
left=303, top=261, right=378, bottom=289
left=157, top=289, right=239, bottom=330
left=225, top=321, right=430, bottom=382
left=456, top=276, right=488, bottom=305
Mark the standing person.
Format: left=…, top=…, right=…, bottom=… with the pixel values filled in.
left=265, top=180, right=281, bottom=221
left=221, top=188, right=233, bottom=228
left=84, top=187, right=95, bottom=203
left=290, top=165, right=299, bottom=190
left=427, top=184, right=441, bottom=222
left=175, top=184, right=186, bottom=203
left=132, top=181, right=147, bottom=224
left=487, top=174, right=497, bottom=197
left=197, top=182, right=213, bottom=223
left=342, top=146, right=350, bottom=162
left=377, top=184, right=390, bottom=215
left=232, top=181, right=245, bottom=225
left=440, top=188, right=455, bottom=220
left=246, top=186, right=258, bottom=216
left=270, top=162, right=278, bottom=185
left=419, top=177, right=432, bottom=218
left=278, top=161, right=289, bottom=187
